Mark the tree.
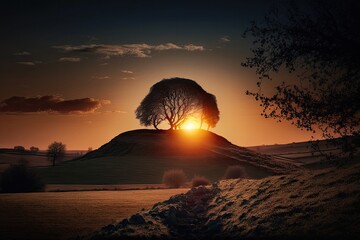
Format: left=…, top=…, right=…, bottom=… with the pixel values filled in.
left=30, top=146, right=39, bottom=153
left=47, top=141, right=66, bottom=166
left=242, top=0, right=360, bottom=156
left=14, top=146, right=25, bottom=152
left=136, top=78, right=220, bottom=130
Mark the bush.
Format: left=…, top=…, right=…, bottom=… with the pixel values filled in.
left=30, top=146, right=39, bottom=153
left=162, top=169, right=187, bottom=188
left=191, top=175, right=211, bottom=188
left=14, top=146, right=25, bottom=152
left=224, top=165, right=245, bottom=179
left=0, top=163, right=45, bottom=193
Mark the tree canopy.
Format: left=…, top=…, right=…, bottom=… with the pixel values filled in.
left=242, top=0, right=360, bottom=142
left=136, top=78, right=220, bottom=130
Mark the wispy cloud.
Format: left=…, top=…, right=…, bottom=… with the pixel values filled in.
left=122, top=77, right=135, bottom=80
left=14, top=51, right=31, bottom=56
left=17, top=61, right=41, bottom=66
left=59, top=57, right=81, bottom=62
left=121, top=70, right=133, bottom=74
left=53, top=42, right=205, bottom=58
left=184, top=44, right=205, bottom=51
left=0, top=95, right=110, bottom=114
left=93, top=76, right=110, bottom=80
left=219, top=36, right=231, bottom=43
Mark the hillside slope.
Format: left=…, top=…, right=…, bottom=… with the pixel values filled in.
left=37, top=130, right=300, bottom=184
left=86, top=162, right=360, bottom=239
left=81, top=129, right=299, bottom=174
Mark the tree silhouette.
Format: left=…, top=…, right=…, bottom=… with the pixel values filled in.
left=242, top=0, right=360, bottom=148
left=47, top=141, right=66, bottom=166
left=136, top=78, right=219, bottom=130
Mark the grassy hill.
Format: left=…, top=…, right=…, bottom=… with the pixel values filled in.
left=86, top=161, right=360, bottom=239
left=35, top=129, right=299, bottom=184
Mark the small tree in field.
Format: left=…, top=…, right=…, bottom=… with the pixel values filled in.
left=162, top=169, right=187, bottom=188
left=30, top=146, right=39, bottom=153
left=47, top=141, right=66, bottom=166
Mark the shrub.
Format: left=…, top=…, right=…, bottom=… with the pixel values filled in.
left=30, top=146, right=39, bottom=152
left=0, top=163, right=45, bottom=193
left=162, top=169, right=187, bottom=188
left=14, top=146, right=25, bottom=152
left=224, top=165, right=245, bottom=179
left=191, top=175, right=211, bottom=188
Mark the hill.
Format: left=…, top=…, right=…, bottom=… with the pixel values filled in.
left=36, top=130, right=300, bottom=184
left=85, top=161, right=360, bottom=240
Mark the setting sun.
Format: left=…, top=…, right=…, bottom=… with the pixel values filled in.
left=182, top=119, right=199, bottom=131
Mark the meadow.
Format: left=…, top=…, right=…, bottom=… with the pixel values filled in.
left=0, top=189, right=188, bottom=240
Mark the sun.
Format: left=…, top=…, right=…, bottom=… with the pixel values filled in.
left=182, top=119, right=199, bottom=131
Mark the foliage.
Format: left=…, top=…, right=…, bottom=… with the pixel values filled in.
left=14, top=146, right=25, bottom=152
left=223, top=165, right=245, bottom=179
left=191, top=175, right=211, bottom=187
left=162, top=169, right=187, bottom=188
left=200, top=93, right=220, bottom=130
left=1, top=163, right=45, bottom=192
left=47, top=141, right=66, bottom=166
left=242, top=0, right=360, bottom=157
left=30, top=146, right=39, bottom=152
left=136, top=78, right=220, bottom=130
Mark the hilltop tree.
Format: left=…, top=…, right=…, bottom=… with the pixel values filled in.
left=242, top=0, right=360, bottom=153
left=136, top=78, right=220, bottom=130
left=47, top=141, right=66, bottom=166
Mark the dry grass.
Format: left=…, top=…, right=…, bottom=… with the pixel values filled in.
left=90, top=162, right=360, bottom=239
left=0, top=188, right=188, bottom=240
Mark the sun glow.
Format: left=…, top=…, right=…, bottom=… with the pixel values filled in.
left=182, top=119, right=200, bottom=131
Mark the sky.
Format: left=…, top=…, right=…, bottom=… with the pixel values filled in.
left=0, top=0, right=317, bottom=150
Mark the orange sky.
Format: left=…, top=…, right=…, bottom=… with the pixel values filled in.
left=0, top=1, right=320, bottom=150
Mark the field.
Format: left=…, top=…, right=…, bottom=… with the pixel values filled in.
left=0, top=150, right=81, bottom=173
left=34, top=155, right=271, bottom=185
left=247, top=141, right=346, bottom=167
left=0, top=188, right=188, bottom=240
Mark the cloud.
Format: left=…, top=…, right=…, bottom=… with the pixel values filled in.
left=59, top=57, right=81, bottom=62
left=121, top=70, right=133, bottom=74
left=0, top=95, right=110, bottom=114
left=93, top=76, right=110, bottom=80
left=53, top=42, right=205, bottom=58
left=121, top=77, right=135, bottom=80
left=14, top=51, right=31, bottom=56
left=184, top=44, right=205, bottom=51
left=17, top=62, right=35, bottom=66
left=17, top=61, right=41, bottom=66
left=219, top=36, right=231, bottom=43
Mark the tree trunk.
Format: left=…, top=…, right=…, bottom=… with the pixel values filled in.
left=53, top=156, right=56, bottom=166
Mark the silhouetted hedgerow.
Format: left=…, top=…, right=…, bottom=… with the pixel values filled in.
left=0, top=163, right=45, bottom=193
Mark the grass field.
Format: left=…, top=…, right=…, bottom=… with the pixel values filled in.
left=35, top=155, right=233, bottom=184
left=0, top=188, right=188, bottom=240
